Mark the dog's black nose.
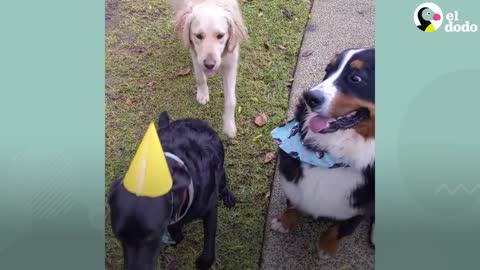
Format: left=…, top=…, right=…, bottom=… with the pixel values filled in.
left=203, top=60, right=216, bottom=70
left=305, top=90, right=325, bottom=109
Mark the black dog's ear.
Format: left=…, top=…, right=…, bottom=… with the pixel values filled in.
left=108, top=178, right=123, bottom=200
left=158, top=111, right=170, bottom=129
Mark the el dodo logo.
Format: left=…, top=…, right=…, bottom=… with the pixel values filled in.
left=414, top=3, right=478, bottom=33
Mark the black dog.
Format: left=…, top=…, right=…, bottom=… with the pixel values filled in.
left=109, top=112, right=235, bottom=270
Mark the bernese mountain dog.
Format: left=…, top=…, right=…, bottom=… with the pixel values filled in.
left=271, top=48, right=375, bottom=258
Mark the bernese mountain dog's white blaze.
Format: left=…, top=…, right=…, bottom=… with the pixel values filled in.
left=271, top=48, right=375, bottom=258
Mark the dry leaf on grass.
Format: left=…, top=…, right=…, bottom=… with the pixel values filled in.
left=177, top=67, right=191, bottom=76
left=125, top=98, right=133, bottom=105
left=263, top=42, right=272, bottom=50
left=254, top=113, right=268, bottom=127
left=282, top=9, right=294, bottom=20
left=252, top=134, right=263, bottom=142
left=146, top=81, right=155, bottom=87
left=264, top=152, right=276, bottom=163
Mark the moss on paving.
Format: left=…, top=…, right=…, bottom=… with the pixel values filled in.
left=105, top=0, right=311, bottom=269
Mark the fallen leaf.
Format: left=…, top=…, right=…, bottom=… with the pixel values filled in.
left=146, top=81, right=155, bottom=87
left=264, top=152, right=276, bottom=163
left=301, top=49, right=314, bottom=57
left=125, top=98, right=133, bottom=105
left=105, top=92, right=117, bottom=100
left=258, top=12, right=264, bottom=17
left=282, top=9, right=294, bottom=20
left=251, top=97, right=259, bottom=102
left=278, top=44, right=287, bottom=50
left=237, top=106, right=242, bottom=113
left=177, top=67, right=191, bottom=76
left=252, top=134, right=263, bottom=142
left=254, top=113, right=268, bottom=127
left=288, top=78, right=294, bottom=82
left=263, top=42, right=272, bottom=50
left=308, top=13, right=313, bottom=19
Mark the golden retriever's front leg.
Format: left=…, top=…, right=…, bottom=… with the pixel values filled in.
left=221, top=51, right=238, bottom=138
left=191, top=53, right=210, bottom=105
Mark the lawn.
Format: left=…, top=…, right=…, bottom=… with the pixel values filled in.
left=105, top=0, right=311, bottom=269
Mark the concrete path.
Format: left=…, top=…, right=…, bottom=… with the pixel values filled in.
left=260, top=0, right=375, bottom=269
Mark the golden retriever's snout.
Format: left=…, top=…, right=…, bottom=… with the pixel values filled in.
left=203, top=59, right=216, bottom=70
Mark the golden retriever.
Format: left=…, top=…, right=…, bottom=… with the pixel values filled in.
left=172, top=0, right=248, bottom=138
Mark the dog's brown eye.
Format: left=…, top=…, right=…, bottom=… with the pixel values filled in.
left=195, top=34, right=204, bottom=40
left=217, top=34, right=224, bottom=39
left=350, top=75, right=362, bottom=83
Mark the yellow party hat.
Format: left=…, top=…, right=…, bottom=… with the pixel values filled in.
left=123, top=123, right=173, bottom=197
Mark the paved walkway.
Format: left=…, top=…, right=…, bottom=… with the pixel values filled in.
left=261, top=0, right=375, bottom=269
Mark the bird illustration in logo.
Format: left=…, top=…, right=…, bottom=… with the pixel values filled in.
left=417, top=7, right=441, bottom=32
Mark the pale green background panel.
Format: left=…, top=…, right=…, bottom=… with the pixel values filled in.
left=377, top=0, right=480, bottom=269
left=0, top=0, right=104, bottom=269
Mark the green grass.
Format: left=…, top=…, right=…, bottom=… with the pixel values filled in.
left=105, top=0, right=311, bottom=269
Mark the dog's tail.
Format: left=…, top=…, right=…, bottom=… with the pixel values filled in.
left=158, top=111, right=170, bottom=129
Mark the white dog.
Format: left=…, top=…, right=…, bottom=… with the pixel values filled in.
left=172, top=0, right=248, bottom=138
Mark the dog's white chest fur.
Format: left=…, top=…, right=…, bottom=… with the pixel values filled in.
left=280, top=164, right=363, bottom=220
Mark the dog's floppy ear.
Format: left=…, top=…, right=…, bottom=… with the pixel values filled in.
left=174, top=8, right=194, bottom=49
left=226, top=12, right=248, bottom=52
left=158, top=111, right=170, bottom=129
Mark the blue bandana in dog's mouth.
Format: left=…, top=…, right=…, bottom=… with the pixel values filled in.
left=271, top=119, right=349, bottom=168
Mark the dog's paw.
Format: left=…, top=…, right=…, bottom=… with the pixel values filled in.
left=195, top=254, right=214, bottom=270
left=271, top=218, right=289, bottom=233
left=316, top=227, right=340, bottom=259
left=169, top=230, right=184, bottom=245
left=196, top=90, right=210, bottom=105
left=223, top=120, right=237, bottom=138
left=221, top=190, right=236, bottom=209
left=316, top=243, right=334, bottom=259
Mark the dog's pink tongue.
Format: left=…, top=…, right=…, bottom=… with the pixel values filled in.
left=204, top=69, right=216, bottom=77
left=309, top=115, right=333, bottom=133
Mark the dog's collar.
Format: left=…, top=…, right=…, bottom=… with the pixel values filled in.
left=164, top=152, right=194, bottom=224
left=271, top=120, right=349, bottom=168
left=161, top=152, right=195, bottom=246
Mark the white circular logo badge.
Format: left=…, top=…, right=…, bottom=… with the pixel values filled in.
left=414, top=3, right=443, bottom=32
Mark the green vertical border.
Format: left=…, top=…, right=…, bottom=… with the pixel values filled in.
left=0, top=0, right=105, bottom=269
left=377, top=0, right=480, bottom=269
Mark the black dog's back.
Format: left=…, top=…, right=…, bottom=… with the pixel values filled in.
left=158, top=111, right=224, bottom=168
left=157, top=112, right=234, bottom=215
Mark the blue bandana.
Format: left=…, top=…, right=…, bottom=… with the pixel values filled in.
left=270, top=120, right=349, bottom=168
